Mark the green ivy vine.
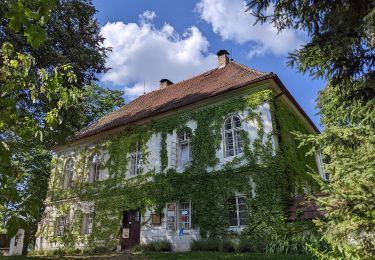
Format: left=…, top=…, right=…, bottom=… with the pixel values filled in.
left=38, top=89, right=320, bottom=251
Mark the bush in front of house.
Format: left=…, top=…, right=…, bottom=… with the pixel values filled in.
left=190, top=238, right=222, bottom=251
left=237, top=238, right=266, bottom=253
left=132, top=240, right=172, bottom=252
left=221, top=240, right=236, bottom=252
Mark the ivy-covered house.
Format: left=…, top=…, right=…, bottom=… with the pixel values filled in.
left=35, top=50, right=326, bottom=252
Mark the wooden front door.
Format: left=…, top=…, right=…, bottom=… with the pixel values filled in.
left=120, top=210, right=141, bottom=250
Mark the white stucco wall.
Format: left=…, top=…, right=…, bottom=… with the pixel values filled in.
left=140, top=207, right=200, bottom=252
left=7, top=229, right=24, bottom=256
left=37, top=102, right=278, bottom=252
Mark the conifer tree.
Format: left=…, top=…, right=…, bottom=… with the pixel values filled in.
left=247, top=0, right=374, bottom=258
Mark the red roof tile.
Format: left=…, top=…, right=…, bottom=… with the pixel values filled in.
left=72, top=61, right=273, bottom=141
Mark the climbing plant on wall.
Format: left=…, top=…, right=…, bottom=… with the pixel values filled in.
left=37, top=89, right=321, bottom=252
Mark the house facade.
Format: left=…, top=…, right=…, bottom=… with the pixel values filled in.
left=35, top=50, right=325, bottom=252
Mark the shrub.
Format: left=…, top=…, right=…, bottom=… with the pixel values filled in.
left=190, top=238, right=221, bottom=251
left=92, top=246, right=112, bottom=254
left=132, top=240, right=172, bottom=252
left=221, top=240, right=236, bottom=252
left=237, top=239, right=265, bottom=253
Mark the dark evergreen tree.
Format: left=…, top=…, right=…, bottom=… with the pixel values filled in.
left=247, top=0, right=375, bottom=258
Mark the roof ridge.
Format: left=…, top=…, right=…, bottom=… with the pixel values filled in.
left=73, top=67, right=221, bottom=133
left=70, top=60, right=279, bottom=142
left=229, top=60, right=270, bottom=75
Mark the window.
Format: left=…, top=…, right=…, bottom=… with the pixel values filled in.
left=224, top=115, right=243, bottom=157
left=63, top=159, right=74, bottom=187
left=166, top=203, right=177, bottom=230
left=166, top=202, right=192, bottom=231
left=56, top=215, right=67, bottom=236
left=82, top=213, right=94, bottom=235
left=178, top=131, right=192, bottom=167
left=129, top=143, right=142, bottom=176
left=89, top=154, right=101, bottom=183
left=229, top=196, right=247, bottom=227
left=178, top=202, right=191, bottom=230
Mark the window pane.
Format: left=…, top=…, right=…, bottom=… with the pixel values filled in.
left=64, top=159, right=74, bottom=187
left=233, top=116, right=241, bottom=128
left=180, top=143, right=190, bottom=166
left=136, top=151, right=142, bottom=174
left=234, top=131, right=243, bottom=154
left=237, top=197, right=247, bottom=226
left=239, top=211, right=247, bottom=226
left=228, top=197, right=238, bottom=226
left=225, top=118, right=232, bottom=130
left=94, top=163, right=100, bottom=181
left=166, top=203, right=176, bottom=230
left=225, top=132, right=234, bottom=157
left=129, top=153, right=136, bottom=175
left=179, top=203, right=191, bottom=230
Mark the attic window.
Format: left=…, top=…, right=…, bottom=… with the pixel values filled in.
left=203, top=71, right=212, bottom=77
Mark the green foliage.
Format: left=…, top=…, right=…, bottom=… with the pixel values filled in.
left=0, top=0, right=121, bottom=254
left=191, top=238, right=222, bottom=251
left=133, top=240, right=172, bottom=252
left=39, top=89, right=320, bottom=255
left=237, top=239, right=265, bottom=253
left=1, top=0, right=108, bottom=86
left=248, top=0, right=375, bottom=258
left=5, top=0, right=56, bottom=48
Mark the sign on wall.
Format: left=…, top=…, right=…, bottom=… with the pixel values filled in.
left=122, top=228, right=130, bottom=239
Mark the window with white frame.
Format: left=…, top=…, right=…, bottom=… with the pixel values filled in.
left=224, top=115, right=244, bottom=157
left=56, top=215, right=68, bottom=236
left=166, top=202, right=192, bottom=230
left=82, top=213, right=94, bottom=235
left=166, top=203, right=177, bottom=230
left=63, top=158, right=74, bottom=187
left=229, top=196, right=247, bottom=227
left=129, top=143, right=142, bottom=176
left=178, top=131, right=192, bottom=167
left=89, top=154, right=101, bottom=183
left=178, top=202, right=191, bottom=230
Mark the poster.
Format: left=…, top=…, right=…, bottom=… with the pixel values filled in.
left=122, top=228, right=129, bottom=238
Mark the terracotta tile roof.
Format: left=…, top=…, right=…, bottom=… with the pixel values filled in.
left=72, top=61, right=273, bottom=141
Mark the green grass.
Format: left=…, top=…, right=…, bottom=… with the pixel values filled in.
left=1, top=252, right=315, bottom=260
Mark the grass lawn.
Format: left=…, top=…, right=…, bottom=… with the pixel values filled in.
left=1, top=252, right=315, bottom=260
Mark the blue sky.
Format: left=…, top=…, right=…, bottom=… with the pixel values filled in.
left=92, top=0, right=325, bottom=129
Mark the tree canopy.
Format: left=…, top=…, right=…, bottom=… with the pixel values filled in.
left=0, top=0, right=124, bottom=252
left=247, top=0, right=374, bottom=258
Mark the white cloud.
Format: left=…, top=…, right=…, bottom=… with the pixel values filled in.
left=196, top=0, right=305, bottom=57
left=100, top=11, right=216, bottom=98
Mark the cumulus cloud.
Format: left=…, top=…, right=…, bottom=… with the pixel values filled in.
left=100, top=10, right=216, bottom=98
left=196, top=0, right=305, bottom=57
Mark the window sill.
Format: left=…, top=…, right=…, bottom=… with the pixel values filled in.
left=228, top=225, right=247, bottom=232
left=223, top=153, right=244, bottom=162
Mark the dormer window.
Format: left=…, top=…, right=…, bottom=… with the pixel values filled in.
left=178, top=131, right=192, bottom=167
left=63, top=158, right=74, bottom=188
left=89, top=154, right=101, bottom=183
left=129, top=143, right=142, bottom=176
left=224, top=115, right=243, bottom=157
